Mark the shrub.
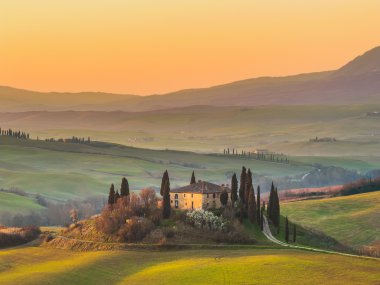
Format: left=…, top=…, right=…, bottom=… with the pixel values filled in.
left=186, top=209, right=228, bottom=231
left=117, top=217, right=154, bottom=242
left=162, top=228, right=175, bottom=238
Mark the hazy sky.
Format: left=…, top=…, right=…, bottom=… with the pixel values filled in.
left=1, top=0, right=379, bottom=95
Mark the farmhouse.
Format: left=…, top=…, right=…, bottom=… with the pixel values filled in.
left=170, top=180, right=231, bottom=210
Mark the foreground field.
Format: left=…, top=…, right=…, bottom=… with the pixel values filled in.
left=0, top=247, right=379, bottom=285
left=282, top=192, right=380, bottom=249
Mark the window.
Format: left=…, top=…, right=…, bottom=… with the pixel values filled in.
left=174, top=194, right=178, bottom=199
left=192, top=201, right=194, bottom=209
left=171, top=200, right=173, bottom=203
left=207, top=203, right=209, bottom=207
left=175, top=200, right=178, bottom=208
left=207, top=194, right=209, bottom=198
left=191, top=194, right=193, bottom=198
left=213, top=193, right=216, bottom=198
left=184, top=194, right=186, bottom=197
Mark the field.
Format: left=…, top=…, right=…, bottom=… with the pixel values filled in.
left=1, top=104, right=380, bottom=157
left=0, top=247, right=379, bottom=285
left=0, top=136, right=312, bottom=202
left=281, top=192, right=380, bottom=249
left=0, top=192, right=44, bottom=215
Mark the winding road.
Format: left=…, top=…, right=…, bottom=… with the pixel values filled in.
left=262, top=215, right=379, bottom=260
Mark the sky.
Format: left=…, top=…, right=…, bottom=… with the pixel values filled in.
left=1, top=0, right=380, bottom=95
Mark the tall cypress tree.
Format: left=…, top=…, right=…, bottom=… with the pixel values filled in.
left=162, top=172, right=171, bottom=219
left=256, top=185, right=261, bottom=224
left=120, top=177, right=130, bottom=197
left=274, top=187, right=280, bottom=234
left=245, top=169, right=253, bottom=211
left=190, top=171, right=196, bottom=184
left=247, top=185, right=257, bottom=224
left=160, top=170, right=169, bottom=196
left=293, top=224, right=297, bottom=243
left=260, top=205, right=264, bottom=231
left=285, top=216, right=289, bottom=243
left=108, top=184, right=115, bottom=205
left=239, top=166, right=247, bottom=203
left=231, top=173, right=238, bottom=205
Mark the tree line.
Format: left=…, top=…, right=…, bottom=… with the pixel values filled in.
left=0, top=128, right=30, bottom=140
left=222, top=148, right=289, bottom=164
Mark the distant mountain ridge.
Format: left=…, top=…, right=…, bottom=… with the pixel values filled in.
left=1, top=46, right=380, bottom=112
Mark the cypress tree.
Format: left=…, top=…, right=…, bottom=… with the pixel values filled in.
left=231, top=173, right=238, bottom=205
left=274, top=187, right=280, bottom=234
left=108, top=184, right=115, bottom=205
left=293, top=224, right=297, bottom=243
left=220, top=191, right=228, bottom=206
left=247, top=185, right=257, bottom=224
left=160, top=170, right=169, bottom=196
left=260, top=205, right=264, bottom=231
left=120, top=177, right=130, bottom=197
left=239, top=166, right=247, bottom=203
left=190, top=171, right=196, bottom=184
left=256, top=185, right=261, bottom=224
left=285, top=216, right=289, bottom=243
left=162, top=172, right=171, bottom=219
left=244, top=169, right=252, bottom=213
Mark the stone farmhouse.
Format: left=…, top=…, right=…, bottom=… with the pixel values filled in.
left=170, top=180, right=231, bottom=210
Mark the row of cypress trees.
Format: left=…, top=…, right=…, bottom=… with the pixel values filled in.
left=108, top=177, right=130, bottom=205
left=0, top=128, right=30, bottom=139
left=230, top=166, right=266, bottom=228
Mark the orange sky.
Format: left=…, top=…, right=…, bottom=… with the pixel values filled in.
left=1, top=0, right=380, bottom=95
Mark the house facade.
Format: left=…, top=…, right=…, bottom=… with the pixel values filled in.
left=170, top=181, right=231, bottom=210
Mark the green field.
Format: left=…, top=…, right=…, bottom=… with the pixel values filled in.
left=0, top=136, right=312, bottom=201
left=0, top=192, right=45, bottom=215
left=0, top=247, right=379, bottom=285
left=281, top=192, right=380, bottom=248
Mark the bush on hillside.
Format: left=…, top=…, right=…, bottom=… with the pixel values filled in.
left=186, top=209, right=228, bottom=231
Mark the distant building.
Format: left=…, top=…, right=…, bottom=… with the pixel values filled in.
left=170, top=181, right=231, bottom=210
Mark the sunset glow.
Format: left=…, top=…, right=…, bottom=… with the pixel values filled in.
left=1, top=0, right=379, bottom=95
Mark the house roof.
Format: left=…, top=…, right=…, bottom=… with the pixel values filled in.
left=172, top=181, right=231, bottom=194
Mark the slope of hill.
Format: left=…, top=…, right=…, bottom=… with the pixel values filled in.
left=1, top=46, right=380, bottom=112
left=0, top=136, right=312, bottom=202
left=281, top=192, right=380, bottom=249
left=1, top=104, right=379, bottom=158
left=0, top=247, right=379, bottom=285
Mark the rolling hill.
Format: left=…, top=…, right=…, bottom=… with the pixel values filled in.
left=0, top=104, right=379, bottom=157
left=281, top=191, right=380, bottom=249
left=1, top=46, right=380, bottom=112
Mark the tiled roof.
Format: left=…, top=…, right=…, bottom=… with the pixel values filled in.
left=172, top=181, right=231, bottom=194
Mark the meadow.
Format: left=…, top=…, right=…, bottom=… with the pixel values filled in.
left=281, top=191, right=380, bottom=249
left=0, top=136, right=312, bottom=205
left=0, top=247, right=379, bottom=285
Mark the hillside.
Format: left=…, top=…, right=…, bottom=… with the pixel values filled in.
left=0, top=247, right=379, bottom=284
left=1, top=104, right=380, bottom=157
left=0, top=136, right=311, bottom=200
left=1, top=46, right=380, bottom=112
left=281, top=192, right=380, bottom=250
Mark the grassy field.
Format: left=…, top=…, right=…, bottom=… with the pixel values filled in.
left=0, top=247, right=379, bottom=284
left=0, top=192, right=45, bottom=215
left=281, top=192, right=380, bottom=249
left=1, top=104, right=380, bottom=156
left=0, top=136, right=312, bottom=202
